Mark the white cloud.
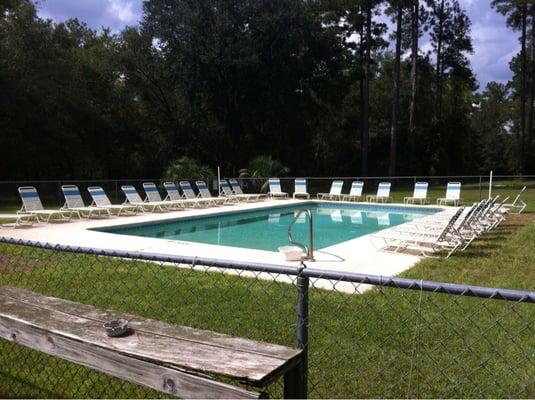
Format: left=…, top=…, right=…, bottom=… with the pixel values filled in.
left=107, top=0, right=137, bottom=24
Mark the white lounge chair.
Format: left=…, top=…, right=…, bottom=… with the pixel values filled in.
left=317, top=180, right=343, bottom=200
left=268, top=178, right=289, bottom=199
left=293, top=179, right=310, bottom=199
left=179, top=181, right=214, bottom=207
left=342, top=181, right=364, bottom=202
left=502, top=186, right=527, bottom=214
left=219, top=180, right=246, bottom=202
left=366, top=182, right=392, bottom=203
left=374, top=207, right=465, bottom=258
left=17, top=186, right=71, bottom=223
left=88, top=186, right=140, bottom=215
left=437, top=182, right=462, bottom=206
left=122, top=185, right=169, bottom=212
left=143, top=182, right=184, bottom=210
left=196, top=181, right=227, bottom=206
left=404, top=182, right=429, bottom=205
left=162, top=182, right=195, bottom=208
left=0, top=212, right=36, bottom=228
left=61, top=185, right=110, bottom=219
left=228, top=179, right=263, bottom=201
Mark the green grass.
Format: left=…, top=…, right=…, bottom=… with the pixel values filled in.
left=0, top=214, right=534, bottom=397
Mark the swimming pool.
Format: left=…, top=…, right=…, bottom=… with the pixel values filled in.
left=99, top=202, right=441, bottom=252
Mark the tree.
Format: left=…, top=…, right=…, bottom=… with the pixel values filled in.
left=428, top=0, right=474, bottom=172
left=492, top=0, right=529, bottom=172
left=164, top=157, right=214, bottom=180
left=471, top=83, right=516, bottom=173
left=386, top=0, right=411, bottom=176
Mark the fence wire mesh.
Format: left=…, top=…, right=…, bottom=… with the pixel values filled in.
left=0, top=175, right=533, bottom=214
left=1, top=239, right=535, bottom=398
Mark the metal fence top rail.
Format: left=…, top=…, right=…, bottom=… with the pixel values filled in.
left=2, top=236, right=535, bottom=304
left=229, top=175, right=535, bottom=179
left=0, top=174, right=534, bottom=184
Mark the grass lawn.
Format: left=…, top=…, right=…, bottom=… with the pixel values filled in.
left=0, top=212, right=534, bottom=398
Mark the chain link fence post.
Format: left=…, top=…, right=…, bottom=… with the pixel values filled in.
left=285, top=265, right=309, bottom=399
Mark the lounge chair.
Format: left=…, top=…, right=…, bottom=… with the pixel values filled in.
left=342, top=181, right=364, bottom=202
left=374, top=207, right=465, bottom=258
left=317, top=180, right=343, bottom=200
left=17, top=186, right=71, bottom=223
left=268, top=178, right=289, bottom=199
left=121, top=185, right=169, bottom=212
left=293, top=179, right=310, bottom=199
left=196, top=181, right=227, bottom=206
left=179, top=181, right=214, bottom=207
left=61, top=185, right=110, bottom=219
left=219, top=180, right=246, bottom=202
left=143, top=182, right=184, bottom=210
left=88, top=186, right=140, bottom=216
left=228, top=179, right=263, bottom=201
left=437, top=182, right=462, bottom=206
left=1, top=212, right=37, bottom=228
left=366, top=182, right=392, bottom=203
left=502, top=186, right=527, bottom=214
left=162, top=182, right=195, bottom=208
left=404, top=182, right=429, bottom=205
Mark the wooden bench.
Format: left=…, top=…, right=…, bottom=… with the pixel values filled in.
left=0, top=286, right=305, bottom=398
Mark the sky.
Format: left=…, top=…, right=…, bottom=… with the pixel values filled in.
left=35, top=0, right=520, bottom=89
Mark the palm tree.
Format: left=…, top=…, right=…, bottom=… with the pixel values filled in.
left=239, top=155, right=290, bottom=192
left=164, top=156, right=214, bottom=181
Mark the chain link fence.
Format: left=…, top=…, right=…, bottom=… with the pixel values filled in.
left=0, top=175, right=533, bottom=214
left=1, top=237, right=534, bottom=398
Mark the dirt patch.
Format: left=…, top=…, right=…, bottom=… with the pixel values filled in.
left=502, top=213, right=535, bottom=227
left=0, top=253, right=40, bottom=273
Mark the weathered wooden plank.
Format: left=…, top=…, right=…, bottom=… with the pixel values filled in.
left=0, top=315, right=261, bottom=399
left=1, top=285, right=299, bottom=360
left=0, top=286, right=302, bottom=386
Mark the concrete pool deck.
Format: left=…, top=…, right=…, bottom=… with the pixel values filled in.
left=0, top=199, right=454, bottom=292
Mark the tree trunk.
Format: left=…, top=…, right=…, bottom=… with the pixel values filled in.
left=527, top=11, right=535, bottom=166
left=409, top=0, right=419, bottom=133
left=434, top=0, right=445, bottom=123
left=389, top=4, right=403, bottom=176
left=359, top=9, right=365, bottom=174
left=519, top=3, right=527, bottom=173
left=361, top=2, right=372, bottom=176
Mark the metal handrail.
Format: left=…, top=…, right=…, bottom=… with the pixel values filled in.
left=288, top=209, right=314, bottom=261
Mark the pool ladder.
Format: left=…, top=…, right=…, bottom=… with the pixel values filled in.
left=288, top=209, right=314, bottom=261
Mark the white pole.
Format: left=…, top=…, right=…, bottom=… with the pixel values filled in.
left=488, top=170, right=493, bottom=199
left=217, top=166, right=221, bottom=196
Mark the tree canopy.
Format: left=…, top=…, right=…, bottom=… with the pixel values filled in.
left=0, top=0, right=533, bottom=180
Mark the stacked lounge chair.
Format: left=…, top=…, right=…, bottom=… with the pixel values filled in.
left=503, top=186, right=527, bottom=214
left=373, top=194, right=510, bottom=258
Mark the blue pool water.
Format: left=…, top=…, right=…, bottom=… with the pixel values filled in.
left=100, top=203, right=440, bottom=252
